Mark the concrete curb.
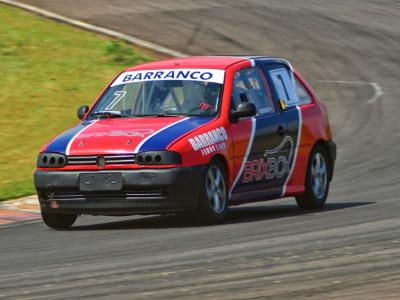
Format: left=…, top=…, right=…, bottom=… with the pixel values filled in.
left=0, top=0, right=186, bottom=58
left=0, top=195, right=40, bottom=213
left=0, top=195, right=40, bottom=226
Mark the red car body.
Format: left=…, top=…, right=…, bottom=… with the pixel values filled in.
left=35, top=56, right=336, bottom=227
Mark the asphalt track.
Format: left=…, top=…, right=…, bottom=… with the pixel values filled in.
left=1, top=0, right=400, bottom=299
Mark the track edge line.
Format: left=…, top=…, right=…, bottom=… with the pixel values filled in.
left=0, top=0, right=187, bottom=58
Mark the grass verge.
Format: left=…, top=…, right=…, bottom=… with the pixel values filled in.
left=0, top=4, right=153, bottom=200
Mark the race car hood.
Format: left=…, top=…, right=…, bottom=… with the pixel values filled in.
left=44, top=117, right=212, bottom=156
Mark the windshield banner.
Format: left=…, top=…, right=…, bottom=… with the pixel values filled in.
left=111, top=69, right=225, bottom=86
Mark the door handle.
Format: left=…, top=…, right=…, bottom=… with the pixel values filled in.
left=277, top=125, right=285, bottom=136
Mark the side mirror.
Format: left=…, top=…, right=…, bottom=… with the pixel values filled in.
left=77, top=105, right=89, bottom=120
left=231, top=102, right=257, bottom=122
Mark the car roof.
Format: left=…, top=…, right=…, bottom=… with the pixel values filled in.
left=125, top=56, right=291, bottom=71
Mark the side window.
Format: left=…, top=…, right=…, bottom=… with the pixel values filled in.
left=232, top=67, right=275, bottom=115
left=268, top=67, right=299, bottom=107
left=294, top=77, right=313, bottom=105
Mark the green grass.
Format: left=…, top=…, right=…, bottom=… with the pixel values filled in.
left=0, top=4, right=153, bottom=200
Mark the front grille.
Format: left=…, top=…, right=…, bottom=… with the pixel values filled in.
left=67, top=154, right=136, bottom=166
left=49, top=191, right=166, bottom=201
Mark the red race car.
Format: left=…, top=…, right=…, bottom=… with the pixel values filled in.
left=35, top=56, right=336, bottom=229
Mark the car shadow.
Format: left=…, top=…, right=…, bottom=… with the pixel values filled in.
left=70, top=201, right=374, bottom=231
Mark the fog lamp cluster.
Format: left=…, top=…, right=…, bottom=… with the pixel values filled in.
left=135, top=151, right=182, bottom=165
left=37, top=153, right=67, bottom=168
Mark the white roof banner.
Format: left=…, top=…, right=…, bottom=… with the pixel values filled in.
left=111, top=69, right=225, bottom=86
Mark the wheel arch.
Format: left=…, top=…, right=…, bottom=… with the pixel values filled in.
left=210, top=154, right=229, bottom=181
left=312, top=140, right=335, bottom=181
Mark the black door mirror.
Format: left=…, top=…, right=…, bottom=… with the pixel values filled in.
left=231, top=102, right=257, bottom=122
left=77, top=105, right=89, bottom=120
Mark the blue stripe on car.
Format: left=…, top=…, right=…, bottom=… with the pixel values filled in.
left=45, top=121, right=92, bottom=154
left=138, top=117, right=212, bottom=152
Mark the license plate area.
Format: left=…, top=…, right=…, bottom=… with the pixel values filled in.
left=79, top=173, right=123, bottom=192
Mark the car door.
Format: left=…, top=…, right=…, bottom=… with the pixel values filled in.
left=262, top=63, right=302, bottom=193
left=230, top=66, right=289, bottom=202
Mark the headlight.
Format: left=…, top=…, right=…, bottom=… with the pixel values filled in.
left=135, top=151, right=182, bottom=165
left=37, top=152, right=67, bottom=168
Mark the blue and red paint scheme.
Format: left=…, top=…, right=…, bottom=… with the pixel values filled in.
left=35, top=56, right=336, bottom=219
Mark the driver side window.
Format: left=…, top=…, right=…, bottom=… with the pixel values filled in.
left=158, top=87, right=184, bottom=110
left=232, top=67, right=275, bottom=115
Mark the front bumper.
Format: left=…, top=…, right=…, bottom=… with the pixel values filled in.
left=34, top=166, right=205, bottom=215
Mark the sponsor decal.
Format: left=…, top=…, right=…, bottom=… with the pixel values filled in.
left=111, top=68, right=225, bottom=86
left=243, top=136, right=294, bottom=183
left=79, top=129, right=155, bottom=139
left=105, top=91, right=127, bottom=110
left=188, top=126, right=228, bottom=156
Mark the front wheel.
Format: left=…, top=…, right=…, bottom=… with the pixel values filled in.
left=41, top=211, right=77, bottom=230
left=296, top=145, right=330, bottom=209
left=196, top=160, right=228, bottom=224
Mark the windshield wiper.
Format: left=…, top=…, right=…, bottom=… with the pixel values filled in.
left=134, top=113, right=184, bottom=117
left=90, top=111, right=130, bottom=118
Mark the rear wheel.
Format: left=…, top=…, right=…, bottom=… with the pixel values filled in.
left=296, top=145, right=330, bottom=209
left=41, top=211, right=77, bottom=230
left=197, top=160, right=228, bottom=223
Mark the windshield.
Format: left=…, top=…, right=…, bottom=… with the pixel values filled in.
left=89, top=69, right=225, bottom=118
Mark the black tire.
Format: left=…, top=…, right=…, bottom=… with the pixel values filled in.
left=196, top=159, right=228, bottom=224
left=41, top=211, right=77, bottom=230
left=296, top=144, right=331, bottom=210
